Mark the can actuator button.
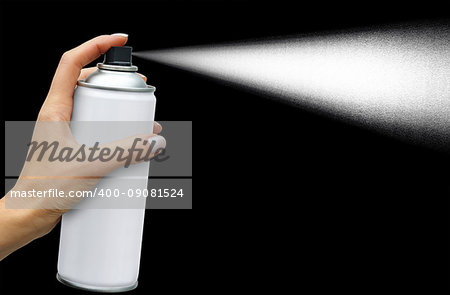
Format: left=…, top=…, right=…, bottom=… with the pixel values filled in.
left=104, top=46, right=133, bottom=66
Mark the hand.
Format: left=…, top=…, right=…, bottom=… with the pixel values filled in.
left=0, top=34, right=166, bottom=261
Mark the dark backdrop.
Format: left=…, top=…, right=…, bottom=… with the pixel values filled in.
left=0, top=0, right=449, bottom=294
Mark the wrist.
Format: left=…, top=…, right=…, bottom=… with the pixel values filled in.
left=0, top=194, right=61, bottom=260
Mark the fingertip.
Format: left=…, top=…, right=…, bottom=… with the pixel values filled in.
left=109, top=33, right=128, bottom=47
left=79, top=67, right=98, bottom=80
left=153, top=121, right=162, bottom=134
left=137, top=73, right=147, bottom=82
left=145, top=134, right=166, bottom=151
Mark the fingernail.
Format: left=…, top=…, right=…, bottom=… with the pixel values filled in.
left=145, top=135, right=166, bottom=152
left=112, top=33, right=128, bottom=38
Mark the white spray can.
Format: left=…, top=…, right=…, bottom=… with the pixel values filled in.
left=57, top=46, right=156, bottom=292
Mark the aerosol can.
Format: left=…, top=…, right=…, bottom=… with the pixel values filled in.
left=57, top=46, right=155, bottom=292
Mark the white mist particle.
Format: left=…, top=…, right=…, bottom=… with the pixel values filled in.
left=134, top=24, right=450, bottom=150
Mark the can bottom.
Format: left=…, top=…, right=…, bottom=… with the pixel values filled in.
left=56, top=273, right=138, bottom=293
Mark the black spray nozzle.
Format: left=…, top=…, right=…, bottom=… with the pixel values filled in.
left=103, top=46, right=133, bottom=66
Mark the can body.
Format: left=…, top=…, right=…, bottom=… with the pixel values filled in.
left=57, top=83, right=156, bottom=292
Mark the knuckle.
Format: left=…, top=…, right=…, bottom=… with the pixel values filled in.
left=60, top=51, right=74, bottom=65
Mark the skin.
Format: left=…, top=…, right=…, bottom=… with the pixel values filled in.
left=0, top=34, right=163, bottom=261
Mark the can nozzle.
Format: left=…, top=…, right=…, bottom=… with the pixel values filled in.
left=103, top=46, right=133, bottom=66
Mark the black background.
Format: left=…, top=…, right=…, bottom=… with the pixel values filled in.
left=0, top=0, right=449, bottom=294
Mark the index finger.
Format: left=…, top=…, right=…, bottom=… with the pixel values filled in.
left=47, top=34, right=128, bottom=103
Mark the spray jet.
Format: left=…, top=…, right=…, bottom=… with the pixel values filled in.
left=134, top=23, right=450, bottom=151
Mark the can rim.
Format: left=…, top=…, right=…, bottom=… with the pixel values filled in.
left=98, top=63, right=138, bottom=72
left=57, top=273, right=138, bottom=293
left=77, top=80, right=156, bottom=93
